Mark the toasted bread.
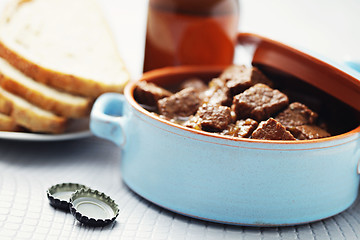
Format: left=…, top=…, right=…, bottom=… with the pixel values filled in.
left=0, top=0, right=130, bottom=98
left=0, top=57, right=92, bottom=118
left=0, top=88, right=11, bottom=114
left=0, top=87, right=66, bottom=133
left=0, top=112, right=20, bottom=131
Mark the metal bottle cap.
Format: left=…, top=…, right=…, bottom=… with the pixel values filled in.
left=69, top=188, right=119, bottom=227
left=47, top=183, right=88, bottom=211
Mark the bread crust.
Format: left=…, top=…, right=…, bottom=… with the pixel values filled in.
left=11, top=106, right=66, bottom=134
left=0, top=41, right=127, bottom=98
left=0, top=88, right=67, bottom=133
left=0, top=89, right=12, bottom=114
left=0, top=112, right=20, bottom=131
left=10, top=106, right=66, bottom=134
left=0, top=72, right=92, bottom=118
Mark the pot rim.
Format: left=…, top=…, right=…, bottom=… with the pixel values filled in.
left=125, top=65, right=360, bottom=146
left=238, top=32, right=360, bottom=112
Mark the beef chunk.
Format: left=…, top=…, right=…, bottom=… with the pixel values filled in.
left=158, top=87, right=202, bottom=119
left=180, top=78, right=208, bottom=101
left=289, top=125, right=331, bottom=140
left=203, top=78, right=232, bottom=106
left=232, top=84, right=289, bottom=121
left=220, top=65, right=273, bottom=95
left=251, top=118, right=296, bottom=140
left=185, top=104, right=232, bottom=132
left=221, top=118, right=258, bottom=138
left=134, top=81, right=172, bottom=107
left=275, top=102, right=318, bottom=128
left=206, top=88, right=232, bottom=106
left=180, top=78, right=208, bottom=91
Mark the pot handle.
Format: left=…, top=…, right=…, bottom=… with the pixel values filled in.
left=90, top=93, right=127, bottom=146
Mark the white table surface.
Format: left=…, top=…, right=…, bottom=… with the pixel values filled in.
left=1, top=0, right=360, bottom=240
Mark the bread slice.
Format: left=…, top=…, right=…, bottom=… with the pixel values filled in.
left=0, top=87, right=66, bottom=133
left=0, top=56, right=92, bottom=118
left=0, top=91, right=20, bottom=131
left=0, top=0, right=130, bottom=98
left=0, top=112, right=20, bottom=131
left=0, top=88, right=12, bottom=114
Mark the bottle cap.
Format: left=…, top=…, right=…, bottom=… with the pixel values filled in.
left=69, top=188, right=119, bottom=227
left=47, top=183, right=88, bottom=211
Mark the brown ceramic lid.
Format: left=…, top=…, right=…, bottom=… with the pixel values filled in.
left=237, top=33, right=360, bottom=112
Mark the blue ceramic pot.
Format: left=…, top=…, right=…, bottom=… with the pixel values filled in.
left=90, top=35, right=360, bottom=226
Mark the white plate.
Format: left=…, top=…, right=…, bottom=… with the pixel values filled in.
left=0, top=118, right=92, bottom=141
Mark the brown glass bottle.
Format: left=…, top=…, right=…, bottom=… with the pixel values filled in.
left=143, top=0, right=240, bottom=72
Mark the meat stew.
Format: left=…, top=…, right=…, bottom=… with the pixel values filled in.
left=135, top=65, right=358, bottom=140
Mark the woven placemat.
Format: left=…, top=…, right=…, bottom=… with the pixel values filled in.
left=0, top=137, right=359, bottom=240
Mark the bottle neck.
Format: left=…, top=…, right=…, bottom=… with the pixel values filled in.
left=149, top=0, right=239, bottom=16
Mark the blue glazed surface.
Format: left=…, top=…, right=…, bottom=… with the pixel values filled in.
left=90, top=93, right=360, bottom=226
left=90, top=93, right=127, bottom=146
left=345, top=61, right=360, bottom=74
